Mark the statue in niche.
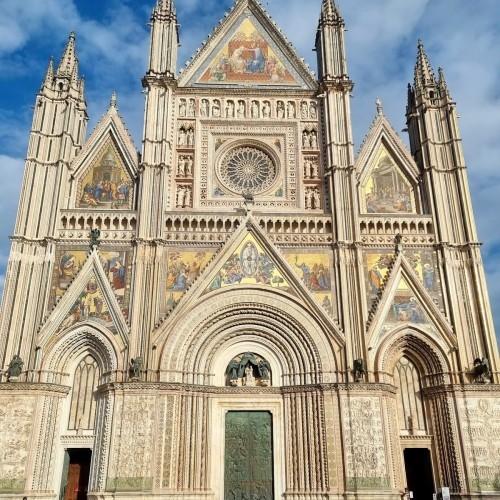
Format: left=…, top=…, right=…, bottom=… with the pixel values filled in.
left=6, top=354, right=24, bottom=381
left=179, top=99, right=186, bottom=117
left=185, top=156, right=193, bottom=176
left=130, top=357, right=142, bottom=380
left=258, top=359, right=271, bottom=386
left=200, top=99, right=209, bottom=117
left=310, top=102, right=317, bottom=119
left=187, top=128, right=194, bottom=146
left=244, top=364, right=255, bottom=386
left=300, top=101, right=309, bottom=119
left=302, top=131, right=309, bottom=149
left=177, top=156, right=186, bottom=177
left=472, top=357, right=491, bottom=383
left=188, top=99, right=195, bottom=117
left=227, top=359, right=239, bottom=386
left=262, top=101, right=271, bottom=118
left=251, top=101, right=259, bottom=118
left=353, top=359, right=366, bottom=382
left=237, top=100, right=245, bottom=118
left=310, top=130, right=318, bottom=148
left=287, top=101, right=295, bottom=118
left=276, top=101, right=285, bottom=119
left=178, top=128, right=186, bottom=146
left=225, top=352, right=271, bottom=387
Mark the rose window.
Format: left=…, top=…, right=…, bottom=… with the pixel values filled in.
left=218, top=146, right=277, bottom=194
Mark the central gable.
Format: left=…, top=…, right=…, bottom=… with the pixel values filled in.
left=180, top=4, right=315, bottom=90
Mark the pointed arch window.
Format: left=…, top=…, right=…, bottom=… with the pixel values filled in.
left=394, top=356, right=427, bottom=435
left=68, top=355, right=100, bottom=431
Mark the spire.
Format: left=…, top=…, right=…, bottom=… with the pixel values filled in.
left=438, top=66, right=451, bottom=98
left=319, top=0, right=343, bottom=25
left=414, top=39, right=436, bottom=89
left=42, top=56, right=54, bottom=88
left=147, top=0, right=178, bottom=77
left=153, top=0, right=175, bottom=19
left=56, top=31, right=78, bottom=78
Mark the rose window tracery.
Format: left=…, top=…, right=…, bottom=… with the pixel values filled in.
left=218, top=146, right=277, bottom=194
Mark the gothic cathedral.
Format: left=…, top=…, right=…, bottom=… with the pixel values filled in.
left=0, top=0, right=499, bottom=499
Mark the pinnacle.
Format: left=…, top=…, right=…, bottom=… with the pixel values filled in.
left=43, top=56, right=54, bottom=87
left=320, top=0, right=342, bottom=24
left=56, top=31, right=79, bottom=79
left=414, top=39, right=436, bottom=89
left=154, top=0, right=175, bottom=16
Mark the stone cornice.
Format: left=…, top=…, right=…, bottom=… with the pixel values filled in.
left=423, top=383, right=500, bottom=396
left=0, top=382, right=71, bottom=395
left=95, top=381, right=398, bottom=396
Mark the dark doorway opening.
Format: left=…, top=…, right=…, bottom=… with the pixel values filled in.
left=61, top=448, right=92, bottom=500
left=404, top=448, right=435, bottom=499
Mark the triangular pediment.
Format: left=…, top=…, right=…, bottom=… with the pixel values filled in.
left=154, top=217, right=343, bottom=345
left=367, top=253, right=455, bottom=349
left=356, top=115, right=421, bottom=215
left=70, top=104, right=139, bottom=210
left=39, top=250, right=129, bottom=350
left=178, top=0, right=316, bottom=90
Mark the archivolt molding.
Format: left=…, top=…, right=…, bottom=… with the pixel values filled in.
left=158, top=288, right=340, bottom=385
left=41, top=324, right=121, bottom=379
left=373, top=326, right=452, bottom=386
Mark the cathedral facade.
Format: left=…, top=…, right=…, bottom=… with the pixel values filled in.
left=0, top=0, right=499, bottom=499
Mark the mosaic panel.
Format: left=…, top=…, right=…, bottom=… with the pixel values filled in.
left=199, top=18, right=298, bottom=86
left=52, top=248, right=132, bottom=319
left=361, top=146, right=416, bottom=214
left=205, top=235, right=293, bottom=295
left=364, top=250, right=443, bottom=310
left=283, top=251, right=335, bottom=317
left=166, top=250, right=215, bottom=307
left=76, top=143, right=134, bottom=209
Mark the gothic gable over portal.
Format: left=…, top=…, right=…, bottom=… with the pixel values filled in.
left=356, top=111, right=422, bottom=215
left=178, top=0, right=317, bottom=90
left=70, top=97, right=139, bottom=210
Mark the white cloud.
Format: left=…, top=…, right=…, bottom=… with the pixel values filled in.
left=0, top=0, right=499, bottom=344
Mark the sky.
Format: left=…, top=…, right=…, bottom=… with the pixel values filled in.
left=0, top=0, right=499, bottom=345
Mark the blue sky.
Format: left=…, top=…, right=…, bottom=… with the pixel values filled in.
left=0, top=0, right=499, bottom=345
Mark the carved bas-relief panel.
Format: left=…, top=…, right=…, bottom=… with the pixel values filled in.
left=458, top=397, right=500, bottom=492
left=342, top=397, right=390, bottom=490
left=361, top=146, right=416, bottom=214
left=76, top=143, right=134, bottom=209
left=0, top=395, right=35, bottom=493
left=107, top=395, right=156, bottom=492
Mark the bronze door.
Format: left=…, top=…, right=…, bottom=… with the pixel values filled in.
left=224, top=411, right=274, bottom=500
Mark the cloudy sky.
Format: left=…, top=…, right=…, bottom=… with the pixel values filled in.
left=0, top=0, right=499, bottom=344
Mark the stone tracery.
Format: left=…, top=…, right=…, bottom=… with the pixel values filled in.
left=218, top=145, right=277, bottom=194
